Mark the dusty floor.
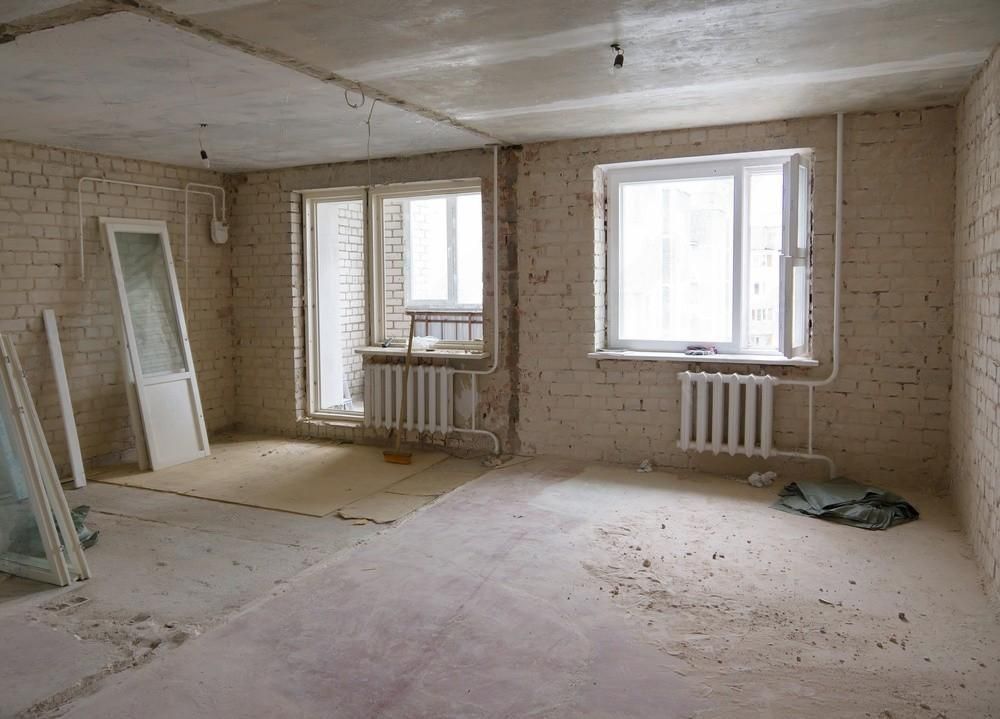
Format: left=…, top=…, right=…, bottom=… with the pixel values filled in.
left=0, top=445, right=486, bottom=718
left=3, top=455, right=999, bottom=718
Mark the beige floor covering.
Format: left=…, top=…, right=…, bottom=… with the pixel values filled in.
left=335, top=464, right=487, bottom=523
left=90, top=434, right=452, bottom=517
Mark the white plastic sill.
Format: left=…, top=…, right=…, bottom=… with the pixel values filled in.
left=587, top=350, right=819, bottom=367
left=357, top=346, right=489, bottom=360
left=300, top=414, right=363, bottom=427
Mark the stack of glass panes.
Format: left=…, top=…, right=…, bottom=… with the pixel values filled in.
left=0, top=334, right=90, bottom=586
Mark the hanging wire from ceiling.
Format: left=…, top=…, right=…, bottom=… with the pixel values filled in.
left=344, top=83, right=366, bottom=109
left=341, top=82, right=378, bottom=187
left=366, top=99, right=379, bottom=189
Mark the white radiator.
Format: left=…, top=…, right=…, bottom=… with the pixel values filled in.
left=677, top=372, right=776, bottom=458
left=364, top=364, right=454, bottom=434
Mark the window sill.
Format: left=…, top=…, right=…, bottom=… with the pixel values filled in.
left=588, top=350, right=819, bottom=367
left=300, top=415, right=363, bottom=428
left=357, top=346, right=489, bottom=360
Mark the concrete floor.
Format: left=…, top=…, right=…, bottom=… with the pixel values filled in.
left=3, top=455, right=999, bottom=718
left=0, top=449, right=485, bottom=719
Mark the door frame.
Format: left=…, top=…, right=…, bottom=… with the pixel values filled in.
left=301, top=188, right=369, bottom=420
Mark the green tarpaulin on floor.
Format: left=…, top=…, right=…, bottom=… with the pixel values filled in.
left=773, top=477, right=919, bottom=530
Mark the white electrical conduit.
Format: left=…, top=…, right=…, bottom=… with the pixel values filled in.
left=451, top=145, right=501, bottom=455
left=183, top=182, right=228, bottom=309
left=76, top=178, right=226, bottom=310
left=771, top=112, right=845, bottom=478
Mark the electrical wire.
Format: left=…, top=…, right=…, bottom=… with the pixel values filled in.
left=365, top=99, right=379, bottom=188
left=344, top=84, right=366, bottom=109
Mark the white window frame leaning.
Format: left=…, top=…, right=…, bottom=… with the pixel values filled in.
left=605, top=149, right=812, bottom=359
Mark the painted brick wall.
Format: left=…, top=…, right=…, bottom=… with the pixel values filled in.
left=382, top=200, right=408, bottom=339
left=228, top=149, right=517, bottom=450
left=952, top=46, right=1000, bottom=599
left=516, top=109, right=956, bottom=488
left=335, top=202, right=366, bottom=402
left=0, top=140, right=233, bottom=472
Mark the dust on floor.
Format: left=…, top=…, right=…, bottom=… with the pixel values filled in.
left=1, top=447, right=489, bottom=718
left=40, top=457, right=1000, bottom=719
left=567, top=464, right=1000, bottom=718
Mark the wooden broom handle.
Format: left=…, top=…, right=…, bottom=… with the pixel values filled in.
left=394, top=313, right=417, bottom=453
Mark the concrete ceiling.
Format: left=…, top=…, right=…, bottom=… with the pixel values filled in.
left=0, top=12, right=484, bottom=171
left=0, top=0, right=998, bottom=170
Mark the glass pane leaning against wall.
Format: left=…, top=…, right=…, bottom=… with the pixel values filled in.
left=0, top=347, right=84, bottom=586
left=115, top=231, right=187, bottom=376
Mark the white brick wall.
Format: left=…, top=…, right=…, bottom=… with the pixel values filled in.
left=0, top=108, right=958, bottom=489
left=0, top=140, right=233, bottom=472
left=227, top=111, right=954, bottom=482
left=517, top=110, right=956, bottom=487
left=335, top=203, right=366, bottom=400
left=228, top=149, right=514, bottom=448
left=952, top=46, right=1000, bottom=599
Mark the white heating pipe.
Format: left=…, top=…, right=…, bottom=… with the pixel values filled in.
left=772, top=111, right=845, bottom=477
left=183, top=182, right=227, bottom=310
left=451, top=145, right=502, bottom=455
left=77, top=177, right=225, bottom=309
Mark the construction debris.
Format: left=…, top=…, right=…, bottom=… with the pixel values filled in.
left=748, top=470, right=777, bottom=488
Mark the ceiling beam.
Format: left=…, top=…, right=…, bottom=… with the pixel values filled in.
left=117, top=0, right=508, bottom=146
left=0, top=1, right=120, bottom=43
left=0, top=0, right=507, bottom=146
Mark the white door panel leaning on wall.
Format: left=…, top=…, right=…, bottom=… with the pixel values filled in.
left=102, top=218, right=210, bottom=470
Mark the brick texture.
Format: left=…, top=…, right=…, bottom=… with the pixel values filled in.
left=952, top=46, right=1000, bottom=599
left=516, top=110, right=955, bottom=487
left=228, top=149, right=516, bottom=450
left=0, top=140, right=233, bottom=472
left=0, top=108, right=958, bottom=495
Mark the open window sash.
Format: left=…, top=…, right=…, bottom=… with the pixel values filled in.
left=780, top=154, right=810, bottom=358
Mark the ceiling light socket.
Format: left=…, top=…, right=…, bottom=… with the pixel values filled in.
left=611, top=43, right=624, bottom=70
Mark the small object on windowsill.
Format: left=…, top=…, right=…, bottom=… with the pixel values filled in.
left=411, top=336, right=439, bottom=351
left=684, top=345, right=717, bottom=356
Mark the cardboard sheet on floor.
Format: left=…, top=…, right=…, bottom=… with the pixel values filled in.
left=91, top=436, right=448, bottom=517
left=337, top=492, right=433, bottom=524
left=385, top=471, right=475, bottom=497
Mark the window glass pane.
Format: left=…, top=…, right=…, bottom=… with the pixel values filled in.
left=746, top=169, right=782, bottom=351
left=314, top=199, right=365, bottom=414
left=0, top=383, right=47, bottom=563
left=618, top=177, right=733, bottom=343
left=115, top=232, right=187, bottom=376
left=456, top=194, right=483, bottom=307
left=404, top=197, right=449, bottom=305
left=382, top=190, right=484, bottom=334
left=793, top=262, right=807, bottom=350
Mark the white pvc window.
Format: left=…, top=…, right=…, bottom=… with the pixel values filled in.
left=605, top=150, right=811, bottom=358
left=372, top=180, right=484, bottom=347
left=402, top=194, right=483, bottom=310
left=303, top=188, right=367, bottom=419
left=302, top=180, right=485, bottom=420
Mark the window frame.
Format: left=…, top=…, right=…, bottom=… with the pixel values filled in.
left=604, top=149, right=811, bottom=359
left=370, top=179, right=484, bottom=348
left=401, top=194, right=483, bottom=312
left=301, top=179, right=487, bottom=421
left=302, top=186, right=368, bottom=420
